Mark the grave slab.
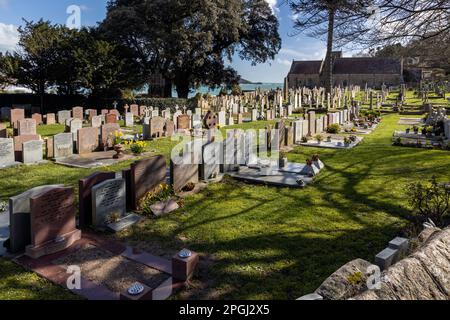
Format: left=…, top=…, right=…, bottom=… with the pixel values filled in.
left=228, top=167, right=313, bottom=188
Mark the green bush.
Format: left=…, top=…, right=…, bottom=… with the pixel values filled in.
left=408, top=177, right=450, bottom=227
left=327, top=124, right=340, bottom=134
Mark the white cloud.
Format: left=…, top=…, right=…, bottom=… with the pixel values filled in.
left=0, top=23, right=19, bottom=53
left=265, top=0, right=279, bottom=14
left=277, top=58, right=292, bottom=66
left=279, top=45, right=327, bottom=61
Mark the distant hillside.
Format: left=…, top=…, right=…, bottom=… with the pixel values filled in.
left=238, top=78, right=253, bottom=84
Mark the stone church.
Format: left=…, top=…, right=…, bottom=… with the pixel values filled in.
left=285, top=51, right=404, bottom=89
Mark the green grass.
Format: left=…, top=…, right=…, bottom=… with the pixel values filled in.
left=1, top=114, right=450, bottom=300
left=0, top=259, right=80, bottom=300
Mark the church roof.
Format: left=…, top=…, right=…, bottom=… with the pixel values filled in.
left=289, top=61, right=322, bottom=74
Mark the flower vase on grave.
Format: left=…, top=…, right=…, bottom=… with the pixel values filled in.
left=113, top=144, right=125, bottom=159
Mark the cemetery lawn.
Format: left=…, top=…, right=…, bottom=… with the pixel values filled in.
left=1, top=114, right=450, bottom=299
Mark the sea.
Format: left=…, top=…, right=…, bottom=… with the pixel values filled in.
left=172, top=83, right=284, bottom=98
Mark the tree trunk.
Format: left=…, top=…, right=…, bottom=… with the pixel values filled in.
left=175, top=79, right=190, bottom=99
left=324, top=9, right=335, bottom=95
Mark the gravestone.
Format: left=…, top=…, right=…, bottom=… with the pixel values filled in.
left=91, top=115, right=102, bottom=128
left=26, top=186, right=81, bottom=259
left=69, top=119, right=83, bottom=142
left=13, top=135, right=40, bottom=162
left=127, top=156, right=167, bottom=210
left=91, top=178, right=126, bottom=228
left=72, top=106, right=84, bottom=120
left=165, top=120, right=175, bottom=137
left=139, top=105, right=146, bottom=116
left=101, top=109, right=109, bottom=116
left=45, top=137, right=53, bottom=159
left=251, top=109, right=258, bottom=122
left=77, top=127, right=99, bottom=154
left=7, top=185, right=64, bottom=253
left=308, top=111, right=316, bottom=136
left=22, top=140, right=43, bottom=164
left=109, top=110, right=120, bottom=119
left=192, top=114, right=202, bottom=130
left=32, top=113, right=42, bottom=125
left=78, top=172, right=116, bottom=228
left=237, top=113, right=243, bottom=124
left=293, top=120, right=303, bottom=143
left=275, top=120, right=286, bottom=146
left=130, top=104, right=139, bottom=117
left=10, top=109, right=25, bottom=129
left=162, top=109, right=171, bottom=119
left=45, top=113, right=56, bottom=125
left=170, top=155, right=199, bottom=192
left=218, top=111, right=226, bottom=127
left=101, top=123, right=120, bottom=149
left=285, top=126, right=294, bottom=147
left=0, top=138, right=15, bottom=168
left=125, top=112, right=134, bottom=127
left=0, top=123, right=6, bottom=138
left=177, top=115, right=190, bottom=131
left=88, top=109, right=98, bottom=120
left=150, top=116, right=165, bottom=138
left=105, top=113, right=117, bottom=124
left=1, top=107, right=11, bottom=120
left=200, top=142, right=222, bottom=181
left=53, top=133, right=73, bottom=159
left=173, top=111, right=182, bottom=129
left=57, top=110, right=71, bottom=125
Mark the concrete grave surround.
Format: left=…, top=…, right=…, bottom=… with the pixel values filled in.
left=91, top=178, right=126, bottom=228
left=53, top=133, right=74, bottom=159
left=7, top=185, right=64, bottom=254
left=22, top=140, right=44, bottom=164
left=26, top=186, right=81, bottom=259
left=127, top=156, right=167, bottom=210
left=0, top=138, right=16, bottom=168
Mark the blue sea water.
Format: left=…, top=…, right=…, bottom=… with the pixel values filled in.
left=175, top=83, right=284, bottom=98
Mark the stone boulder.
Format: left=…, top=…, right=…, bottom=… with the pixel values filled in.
left=315, top=258, right=375, bottom=300
left=352, top=227, right=450, bottom=300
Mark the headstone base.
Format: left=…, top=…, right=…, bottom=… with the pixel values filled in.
left=120, top=282, right=154, bottom=301
left=106, top=214, right=142, bottom=233
left=25, top=229, right=81, bottom=259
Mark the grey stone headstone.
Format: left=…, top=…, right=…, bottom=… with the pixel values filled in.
left=91, top=178, right=126, bottom=228
left=58, top=110, right=71, bottom=125
left=0, top=138, right=15, bottom=168
left=8, top=185, right=63, bottom=253
left=125, top=112, right=134, bottom=127
left=1, top=107, right=11, bottom=120
left=201, top=142, right=222, bottom=181
left=53, top=133, right=74, bottom=159
left=0, top=211, right=9, bottom=256
left=70, top=119, right=83, bottom=142
left=91, top=115, right=102, bottom=128
left=22, top=140, right=43, bottom=164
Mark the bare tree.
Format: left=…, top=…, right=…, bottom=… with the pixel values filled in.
left=369, top=0, right=450, bottom=45
left=288, top=0, right=373, bottom=93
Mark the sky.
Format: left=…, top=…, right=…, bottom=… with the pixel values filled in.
left=0, top=0, right=331, bottom=83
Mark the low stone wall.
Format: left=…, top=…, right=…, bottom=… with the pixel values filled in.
left=299, top=227, right=450, bottom=300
